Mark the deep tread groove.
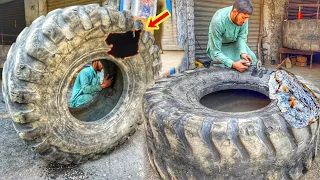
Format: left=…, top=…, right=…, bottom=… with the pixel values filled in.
left=153, top=155, right=170, bottom=179
left=281, top=169, right=292, bottom=180
left=154, top=107, right=179, bottom=148
left=173, top=114, right=193, bottom=154
left=227, top=119, right=250, bottom=163
left=78, top=6, right=93, bottom=30
left=200, top=117, right=221, bottom=164
left=257, top=118, right=277, bottom=158
left=25, top=30, right=58, bottom=63
left=99, top=7, right=111, bottom=27
left=307, top=124, right=313, bottom=137
left=278, top=115, right=298, bottom=152
left=145, top=119, right=157, bottom=171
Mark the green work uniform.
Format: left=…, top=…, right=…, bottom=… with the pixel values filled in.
left=206, top=6, right=257, bottom=68
left=70, top=66, right=102, bottom=108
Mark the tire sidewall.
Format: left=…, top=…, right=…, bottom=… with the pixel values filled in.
left=41, top=31, right=148, bottom=153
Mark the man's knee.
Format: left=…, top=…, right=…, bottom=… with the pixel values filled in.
left=74, top=94, right=94, bottom=107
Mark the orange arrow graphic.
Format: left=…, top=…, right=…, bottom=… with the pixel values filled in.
left=146, top=10, right=171, bottom=30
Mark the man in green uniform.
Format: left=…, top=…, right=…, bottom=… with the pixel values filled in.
left=70, top=60, right=113, bottom=108
left=206, top=0, right=257, bottom=72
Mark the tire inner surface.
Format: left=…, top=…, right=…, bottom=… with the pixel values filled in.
left=196, top=82, right=273, bottom=114
left=68, top=59, right=123, bottom=122
left=200, top=89, right=271, bottom=112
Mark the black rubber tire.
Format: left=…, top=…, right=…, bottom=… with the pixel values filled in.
left=283, top=20, right=320, bottom=51
left=2, top=4, right=160, bottom=164
left=144, top=67, right=320, bottom=179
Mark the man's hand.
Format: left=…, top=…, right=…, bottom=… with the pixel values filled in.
left=232, top=60, right=249, bottom=72
left=241, top=53, right=253, bottom=64
left=100, top=74, right=114, bottom=89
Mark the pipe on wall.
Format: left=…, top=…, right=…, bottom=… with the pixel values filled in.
left=131, top=0, right=140, bottom=16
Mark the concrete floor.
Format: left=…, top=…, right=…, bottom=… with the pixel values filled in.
left=160, top=50, right=184, bottom=72
left=1, top=52, right=320, bottom=179
left=0, top=108, right=159, bottom=180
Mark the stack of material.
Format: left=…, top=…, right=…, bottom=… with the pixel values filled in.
left=285, top=57, right=292, bottom=68
left=296, top=55, right=307, bottom=67
left=290, top=57, right=296, bottom=65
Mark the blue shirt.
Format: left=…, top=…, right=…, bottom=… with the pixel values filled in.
left=70, top=66, right=102, bottom=107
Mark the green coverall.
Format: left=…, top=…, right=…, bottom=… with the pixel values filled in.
left=70, top=66, right=102, bottom=108
left=206, top=6, right=257, bottom=68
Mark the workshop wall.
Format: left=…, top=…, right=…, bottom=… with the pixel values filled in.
left=24, top=0, right=47, bottom=26
left=263, top=0, right=287, bottom=65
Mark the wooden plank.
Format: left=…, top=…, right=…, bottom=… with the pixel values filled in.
left=288, top=3, right=320, bottom=7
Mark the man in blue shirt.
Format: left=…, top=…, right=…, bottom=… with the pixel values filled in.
left=70, top=60, right=113, bottom=107
left=206, top=0, right=257, bottom=72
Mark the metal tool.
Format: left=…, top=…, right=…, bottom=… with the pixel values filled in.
left=251, top=60, right=267, bottom=78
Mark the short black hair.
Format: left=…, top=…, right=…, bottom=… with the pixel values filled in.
left=92, top=59, right=101, bottom=64
left=233, top=0, right=254, bottom=15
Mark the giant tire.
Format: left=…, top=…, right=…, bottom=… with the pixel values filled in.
left=144, top=67, right=320, bottom=179
left=283, top=20, right=320, bottom=51
left=2, top=4, right=160, bottom=164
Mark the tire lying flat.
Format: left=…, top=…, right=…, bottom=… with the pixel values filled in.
left=144, top=67, right=320, bottom=179
left=2, top=4, right=160, bottom=164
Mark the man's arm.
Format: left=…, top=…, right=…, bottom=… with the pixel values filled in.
left=236, top=21, right=249, bottom=56
left=79, top=72, right=102, bottom=94
left=208, top=20, right=234, bottom=68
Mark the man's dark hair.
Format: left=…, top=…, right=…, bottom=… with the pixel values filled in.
left=233, top=0, right=254, bottom=15
left=92, top=59, right=101, bottom=64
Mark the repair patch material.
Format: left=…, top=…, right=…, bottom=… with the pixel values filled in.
left=269, top=70, right=320, bottom=128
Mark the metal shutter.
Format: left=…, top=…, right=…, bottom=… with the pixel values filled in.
left=47, top=0, right=103, bottom=12
left=0, top=0, right=26, bottom=45
left=287, top=0, right=319, bottom=20
left=194, top=0, right=261, bottom=62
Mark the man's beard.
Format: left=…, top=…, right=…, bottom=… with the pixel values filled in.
left=234, top=14, right=243, bottom=26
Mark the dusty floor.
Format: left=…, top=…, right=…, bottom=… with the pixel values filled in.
left=160, top=50, right=184, bottom=73
left=1, top=51, right=320, bottom=179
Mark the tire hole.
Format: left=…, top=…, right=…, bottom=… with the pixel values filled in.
left=105, top=30, right=141, bottom=59
left=200, top=89, right=271, bottom=112
left=68, top=59, right=124, bottom=122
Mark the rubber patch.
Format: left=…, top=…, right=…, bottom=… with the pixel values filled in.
left=269, top=70, right=320, bottom=128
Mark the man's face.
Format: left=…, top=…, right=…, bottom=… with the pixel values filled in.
left=234, top=11, right=250, bottom=26
left=95, top=61, right=104, bottom=72
left=98, top=61, right=104, bottom=71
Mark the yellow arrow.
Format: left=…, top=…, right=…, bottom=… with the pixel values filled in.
left=146, top=10, right=171, bottom=31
